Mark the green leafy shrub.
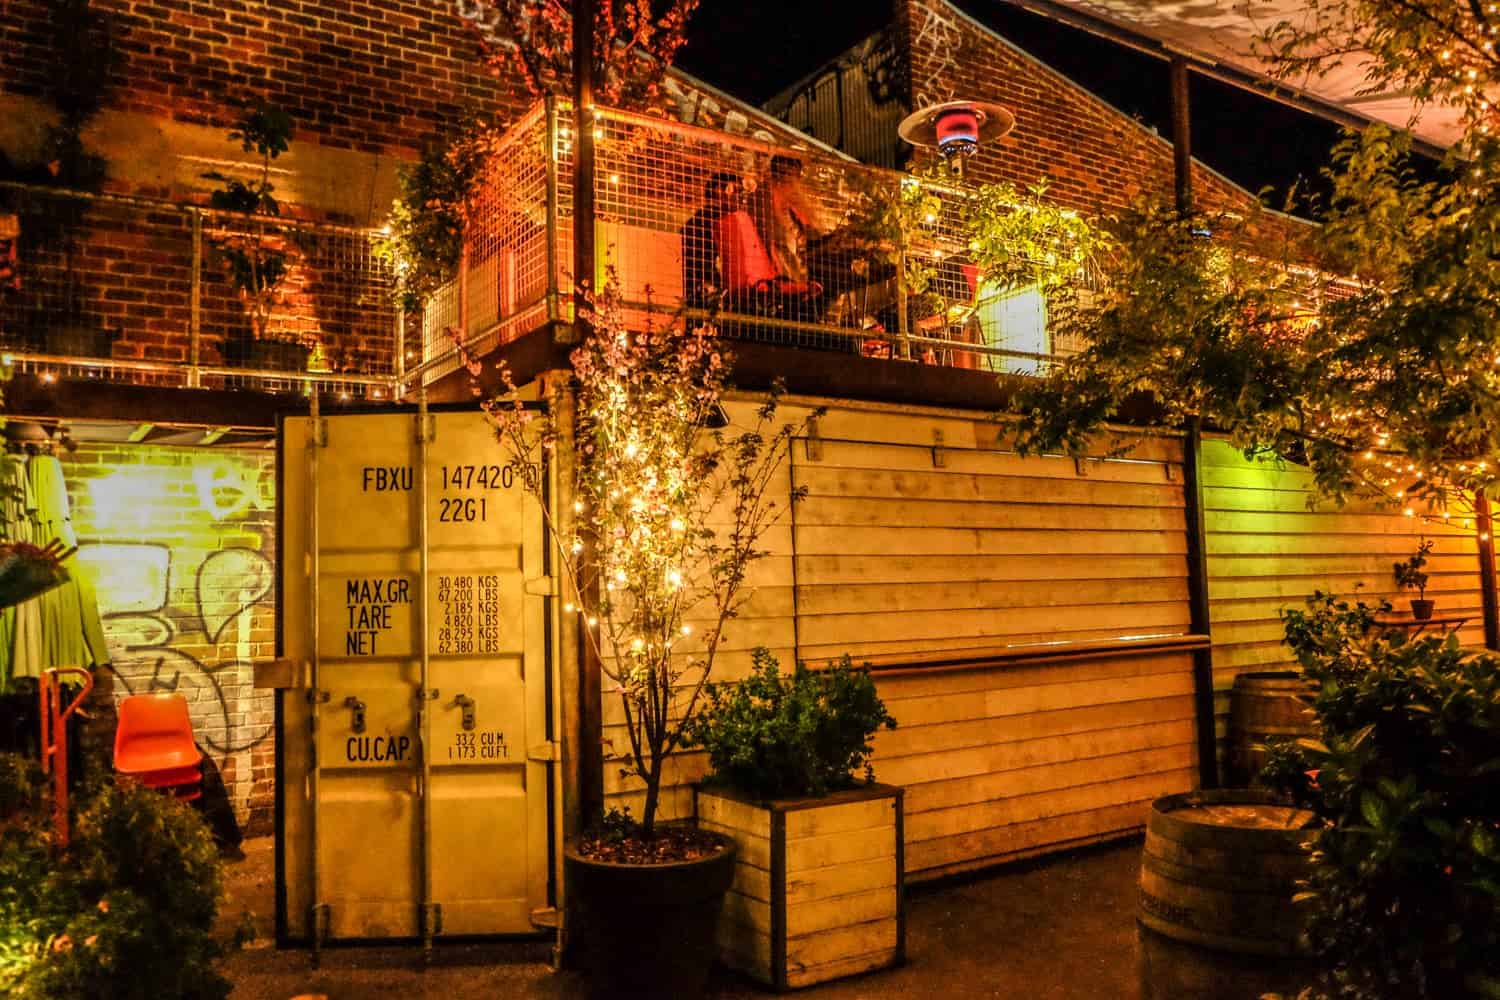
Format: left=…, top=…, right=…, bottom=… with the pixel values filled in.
left=684, top=648, right=896, bottom=800
left=1261, top=593, right=1500, bottom=999
left=0, top=754, right=229, bottom=999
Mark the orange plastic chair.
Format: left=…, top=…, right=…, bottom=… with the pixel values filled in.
left=113, top=694, right=202, bottom=798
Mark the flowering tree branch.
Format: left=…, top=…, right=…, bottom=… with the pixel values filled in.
left=459, top=280, right=818, bottom=836
left=454, top=0, right=701, bottom=109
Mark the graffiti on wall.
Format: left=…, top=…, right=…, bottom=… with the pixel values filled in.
left=81, top=542, right=275, bottom=754
left=73, top=451, right=278, bottom=756
left=912, top=0, right=965, bottom=111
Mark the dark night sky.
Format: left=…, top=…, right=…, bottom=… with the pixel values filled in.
left=678, top=0, right=1355, bottom=211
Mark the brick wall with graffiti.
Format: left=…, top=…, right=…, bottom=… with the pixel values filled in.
left=65, top=442, right=277, bottom=835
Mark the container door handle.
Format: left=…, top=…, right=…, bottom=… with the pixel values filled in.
left=449, top=694, right=476, bottom=731
left=343, top=696, right=366, bottom=734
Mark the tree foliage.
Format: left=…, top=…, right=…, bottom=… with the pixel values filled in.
left=454, top=0, right=700, bottom=109
left=1014, top=3, right=1500, bottom=511
left=481, top=285, right=818, bottom=837
left=1260, top=595, right=1500, bottom=999
left=0, top=760, right=229, bottom=999
left=376, top=113, right=506, bottom=312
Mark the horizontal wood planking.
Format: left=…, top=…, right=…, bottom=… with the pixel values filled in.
left=698, top=783, right=902, bottom=989
left=868, top=647, right=1196, bottom=876
left=1201, top=438, right=1487, bottom=769
left=785, top=946, right=901, bottom=990
left=749, top=409, right=1192, bottom=873
left=786, top=855, right=897, bottom=905
left=785, top=797, right=896, bottom=839
left=786, top=918, right=899, bottom=970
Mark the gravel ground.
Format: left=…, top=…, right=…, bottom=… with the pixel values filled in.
left=218, top=836, right=1147, bottom=1000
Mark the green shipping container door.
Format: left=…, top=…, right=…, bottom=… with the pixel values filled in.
left=278, top=409, right=552, bottom=945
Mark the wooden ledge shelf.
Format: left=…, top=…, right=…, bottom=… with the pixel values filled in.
left=816, top=633, right=1211, bottom=678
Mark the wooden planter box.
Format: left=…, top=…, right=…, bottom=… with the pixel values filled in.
left=696, top=783, right=905, bottom=990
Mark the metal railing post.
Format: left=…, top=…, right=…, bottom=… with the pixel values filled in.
left=545, top=96, right=561, bottom=324
left=896, top=227, right=911, bottom=360
left=395, top=309, right=406, bottom=385
left=189, top=209, right=203, bottom=388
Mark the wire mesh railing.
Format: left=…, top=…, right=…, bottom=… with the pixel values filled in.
left=432, top=99, right=1090, bottom=385
left=418, top=102, right=565, bottom=385
left=0, top=181, right=399, bottom=398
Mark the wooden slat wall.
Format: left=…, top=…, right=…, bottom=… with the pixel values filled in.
left=788, top=403, right=1197, bottom=878
left=1203, top=438, right=1487, bottom=766
left=872, top=651, right=1198, bottom=879
left=593, top=401, right=1493, bottom=875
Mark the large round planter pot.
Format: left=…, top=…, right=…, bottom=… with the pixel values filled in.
left=565, top=832, right=737, bottom=1000
left=1138, top=789, right=1320, bottom=999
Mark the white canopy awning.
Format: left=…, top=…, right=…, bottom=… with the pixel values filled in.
left=1002, top=0, right=1465, bottom=151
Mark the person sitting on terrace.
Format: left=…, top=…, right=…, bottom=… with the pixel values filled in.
left=680, top=171, right=742, bottom=310
left=747, top=155, right=831, bottom=321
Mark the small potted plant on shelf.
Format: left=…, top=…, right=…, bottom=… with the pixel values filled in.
left=1393, top=537, right=1435, bottom=620
left=203, top=102, right=312, bottom=372
left=684, top=648, right=900, bottom=990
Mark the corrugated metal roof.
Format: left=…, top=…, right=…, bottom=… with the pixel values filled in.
left=1002, top=0, right=1465, bottom=150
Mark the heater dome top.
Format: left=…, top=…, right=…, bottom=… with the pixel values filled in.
left=897, top=99, right=1015, bottom=157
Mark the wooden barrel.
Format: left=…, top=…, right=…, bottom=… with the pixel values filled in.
left=1227, top=671, right=1318, bottom=787
left=1139, top=790, right=1318, bottom=955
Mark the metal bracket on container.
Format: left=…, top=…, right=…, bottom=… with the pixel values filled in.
left=524, top=575, right=558, bottom=596
left=1074, top=456, right=1089, bottom=477
left=450, top=694, right=476, bottom=731
left=932, top=429, right=947, bottom=468
left=529, top=906, right=560, bottom=929
left=343, top=696, right=366, bottom=734
left=804, top=416, right=823, bottom=462
left=527, top=740, right=560, bottom=762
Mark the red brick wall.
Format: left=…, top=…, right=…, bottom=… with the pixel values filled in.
left=894, top=0, right=1274, bottom=220
left=0, top=189, right=398, bottom=373
left=0, top=0, right=532, bottom=157
left=65, top=442, right=279, bottom=834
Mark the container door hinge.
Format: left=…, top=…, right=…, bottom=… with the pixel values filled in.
left=527, top=740, right=560, bottom=763
left=306, top=689, right=330, bottom=734
left=524, top=575, right=558, bottom=597
left=415, top=413, right=436, bottom=443
left=931, top=430, right=946, bottom=468
left=529, top=906, right=560, bottom=929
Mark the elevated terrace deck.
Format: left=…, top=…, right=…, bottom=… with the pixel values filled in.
left=415, top=101, right=1093, bottom=394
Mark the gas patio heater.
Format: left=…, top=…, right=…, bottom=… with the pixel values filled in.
left=897, top=99, right=1015, bottom=177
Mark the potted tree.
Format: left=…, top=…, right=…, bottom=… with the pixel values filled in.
left=484, top=284, right=818, bottom=999
left=1393, top=537, right=1435, bottom=621
left=684, top=648, right=900, bottom=990
left=203, top=102, right=311, bottom=372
